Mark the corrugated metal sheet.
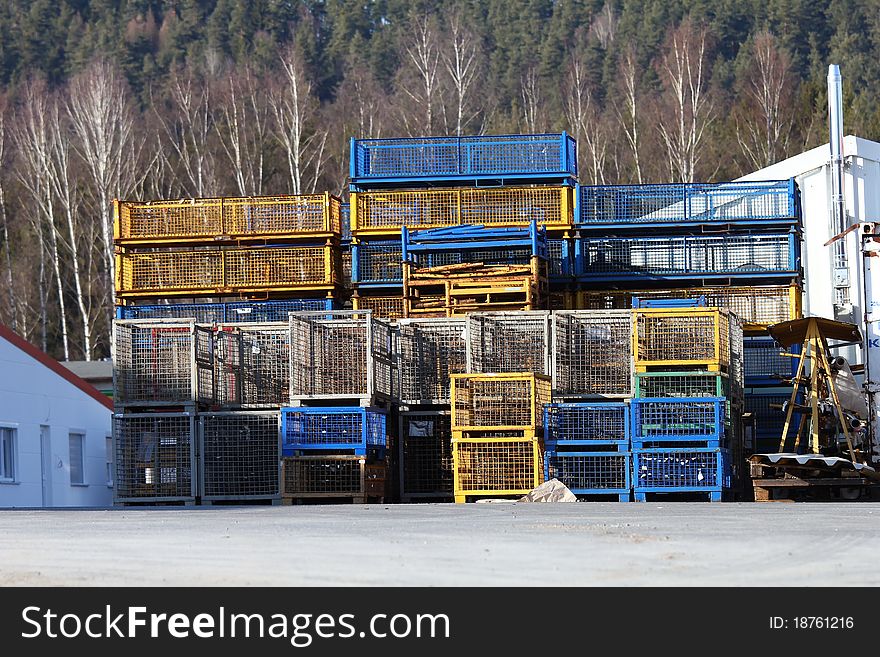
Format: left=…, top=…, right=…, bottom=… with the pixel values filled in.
left=750, top=452, right=877, bottom=478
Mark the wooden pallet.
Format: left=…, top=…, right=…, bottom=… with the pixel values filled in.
left=750, top=462, right=874, bottom=501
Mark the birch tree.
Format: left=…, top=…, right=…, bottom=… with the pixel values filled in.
left=0, top=99, right=16, bottom=332
left=215, top=66, right=269, bottom=196
left=656, top=20, right=714, bottom=182
left=616, top=47, right=644, bottom=183
left=520, top=66, right=542, bottom=133
left=396, top=14, right=441, bottom=135
left=564, top=50, right=608, bottom=184
left=440, top=11, right=482, bottom=136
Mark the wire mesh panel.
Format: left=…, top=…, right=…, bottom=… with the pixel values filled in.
left=238, top=324, right=291, bottom=406
left=451, top=373, right=551, bottom=430
left=352, top=186, right=572, bottom=233
left=113, top=320, right=212, bottom=405
left=545, top=451, right=631, bottom=493
left=213, top=329, right=243, bottom=407
left=341, top=246, right=352, bottom=287
left=341, top=203, right=352, bottom=241
left=635, top=309, right=730, bottom=368
left=354, top=240, right=402, bottom=284
left=398, top=318, right=468, bottom=404
left=116, top=244, right=336, bottom=297
left=744, top=388, right=801, bottom=440
left=633, top=448, right=730, bottom=492
left=576, top=180, right=798, bottom=228
left=289, top=311, right=395, bottom=401
left=579, top=285, right=801, bottom=328
left=547, top=238, right=570, bottom=278
left=575, top=233, right=798, bottom=281
left=400, top=411, right=453, bottom=497
left=631, top=398, right=725, bottom=444
left=351, top=295, right=405, bottom=319
left=118, top=300, right=330, bottom=323
left=225, top=299, right=331, bottom=322
left=453, top=438, right=542, bottom=497
left=281, top=407, right=387, bottom=453
left=744, top=337, right=799, bottom=384
left=552, top=311, right=633, bottom=397
left=467, top=311, right=551, bottom=375
left=199, top=412, right=280, bottom=501
left=113, top=413, right=196, bottom=503
left=544, top=403, right=629, bottom=446
left=635, top=372, right=729, bottom=398
left=115, top=193, right=341, bottom=243
left=118, top=302, right=226, bottom=324
left=283, top=456, right=366, bottom=496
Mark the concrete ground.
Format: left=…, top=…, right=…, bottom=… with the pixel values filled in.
left=1, top=503, right=877, bottom=586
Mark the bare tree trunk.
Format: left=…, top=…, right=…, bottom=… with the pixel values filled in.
left=215, top=66, right=269, bottom=196
left=441, top=12, right=481, bottom=136
left=520, top=67, right=541, bottom=133
left=617, top=48, right=643, bottom=183
left=397, top=14, right=441, bottom=135
left=0, top=107, right=17, bottom=331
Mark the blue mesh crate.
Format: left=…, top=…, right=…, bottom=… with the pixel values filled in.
left=576, top=179, right=798, bottom=229
left=350, top=133, right=577, bottom=189
left=341, top=203, right=352, bottom=241
left=545, top=451, right=631, bottom=498
left=116, top=302, right=226, bottom=323
left=117, top=299, right=333, bottom=323
left=543, top=403, right=629, bottom=448
left=744, top=387, right=802, bottom=441
left=744, top=337, right=800, bottom=385
left=631, top=398, right=725, bottom=445
left=281, top=407, right=387, bottom=455
left=352, top=240, right=403, bottom=286
left=548, top=238, right=571, bottom=279
left=574, top=231, right=800, bottom=282
left=633, top=448, right=731, bottom=495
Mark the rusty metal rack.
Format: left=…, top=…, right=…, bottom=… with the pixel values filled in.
left=397, top=318, right=468, bottom=406
left=213, top=323, right=292, bottom=408
left=552, top=310, right=633, bottom=398
left=451, top=372, right=551, bottom=432
left=280, top=407, right=387, bottom=456
left=452, top=435, right=543, bottom=503
left=114, top=193, right=342, bottom=245
left=113, top=412, right=197, bottom=505
left=633, top=308, right=739, bottom=372
left=466, top=311, right=552, bottom=375
left=115, top=243, right=339, bottom=299
left=578, top=284, right=802, bottom=331
left=288, top=310, right=396, bottom=405
left=545, top=451, right=631, bottom=500
left=282, top=455, right=387, bottom=503
left=198, top=411, right=281, bottom=503
left=350, top=185, right=573, bottom=237
left=399, top=410, right=454, bottom=501
left=113, top=319, right=214, bottom=408
left=351, top=293, right=406, bottom=319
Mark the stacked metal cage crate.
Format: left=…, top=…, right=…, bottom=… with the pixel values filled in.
left=348, top=133, right=577, bottom=318
left=111, top=319, right=282, bottom=505
left=280, top=310, right=394, bottom=503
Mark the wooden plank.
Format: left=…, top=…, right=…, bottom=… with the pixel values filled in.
left=751, top=477, right=872, bottom=488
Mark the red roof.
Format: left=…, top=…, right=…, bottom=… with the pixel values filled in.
left=0, top=324, right=114, bottom=411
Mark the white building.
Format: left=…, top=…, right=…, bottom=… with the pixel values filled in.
left=738, top=135, right=880, bottom=368
left=0, top=324, right=113, bottom=508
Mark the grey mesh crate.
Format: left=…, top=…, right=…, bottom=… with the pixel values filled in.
left=289, top=310, right=396, bottom=402
left=113, top=412, right=197, bottom=504
left=198, top=411, right=280, bottom=501
left=113, top=319, right=214, bottom=406
left=400, top=410, right=453, bottom=498
left=209, top=323, right=291, bottom=408
left=552, top=310, right=633, bottom=398
left=466, top=311, right=551, bottom=375
left=397, top=317, right=467, bottom=405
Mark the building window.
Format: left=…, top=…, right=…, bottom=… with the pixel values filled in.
left=69, top=433, right=85, bottom=485
left=105, top=436, right=113, bottom=487
left=0, top=427, right=15, bottom=482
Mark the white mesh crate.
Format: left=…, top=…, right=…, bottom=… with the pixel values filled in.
left=552, top=310, right=633, bottom=398
left=466, top=311, right=551, bottom=375
left=397, top=317, right=468, bottom=405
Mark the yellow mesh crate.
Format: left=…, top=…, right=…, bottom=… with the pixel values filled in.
left=352, top=186, right=572, bottom=234
left=351, top=294, right=405, bottom=319
left=114, top=193, right=342, bottom=244
left=115, top=245, right=336, bottom=297
left=452, top=437, right=543, bottom=502
left=634, top=308, right=731, bottom=370
left=579, top=285, right=801, bottom=328
left=451, top=372, right=551, bottom=431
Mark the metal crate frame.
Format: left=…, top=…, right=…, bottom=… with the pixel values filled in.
left=351, top=186, right=573, bottom=236
left=545, top=450, right=631, bottom=497
left=399, top=410, right=454, bottom=499
left=280, top=407, right=387, bottom=455
left=352, top=239, right=403, bottom=286
left=634, top=371, right=733, bottom=400
left=114, top=193, right=342, bottom=245
left=632, top=447, right=731, bottom=496
left=466, top=311, right=552, bottom=375
left=575, top=179, right=799, bottom=229
left=543, top=403, right=629, bottom=447
left=349, top=133, right=577, bottom=190
left=631, top=397, right=727, bottom=447
left=115, top=298, right=334, bottom=322
left=113, top=319, right=214, bottom=407
left=744, top=336, right=801, bottom=385
left=397, top=317, right=468, bottom=405
left=634, top=308, right=732, bottom=370
left=288, top=310, right=396, bottom=403
left=451, top=372, right=551, bottom=431
left=115, top=243, right=338, bottom=298
left=351, top=293, right=406, bottom=320
left=574, top=231, right=801, bottom=283
left=198, top=411, right=281, bottom=502
left=552, top=310, right=634, bottom=398
left=452, top=436, right=543, bottom=502
left=744, top=387, right=803, bottom=441
left=113, top=412, right=197, bottom=504
left=282, top=455, right=386, bottom=500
